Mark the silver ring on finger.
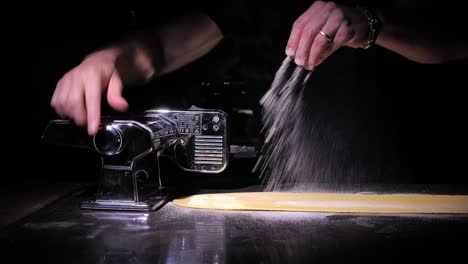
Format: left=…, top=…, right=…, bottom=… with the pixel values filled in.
left=319, top=30, right=333, bottom=43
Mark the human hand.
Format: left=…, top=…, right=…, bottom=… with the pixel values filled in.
left=50, top=49, right=128, bottom=136
left=285, top=0, right=371, bottom=70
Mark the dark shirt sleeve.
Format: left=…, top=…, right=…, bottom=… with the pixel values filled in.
left=199, top=0, right=253, bottom=39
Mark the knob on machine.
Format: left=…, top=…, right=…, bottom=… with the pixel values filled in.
left=93, top=125, right=125, bottom=156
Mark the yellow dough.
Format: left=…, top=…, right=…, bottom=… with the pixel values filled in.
left=173, top=192, right=468, bottom=214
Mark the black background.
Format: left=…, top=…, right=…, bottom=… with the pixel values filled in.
left=4, top=2, right=468, bottom=187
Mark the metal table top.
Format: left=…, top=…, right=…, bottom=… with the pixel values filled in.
left=2, top=185, right=468, bottom=264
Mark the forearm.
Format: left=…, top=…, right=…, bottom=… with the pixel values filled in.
left=156, top=12, right=224, bottom=75
left=375, top=8, right=468, bottom=64
left=101, top=12, right=223, bottom=85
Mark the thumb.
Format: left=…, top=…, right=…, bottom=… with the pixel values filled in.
left=107, top=72, right=129, bottom=112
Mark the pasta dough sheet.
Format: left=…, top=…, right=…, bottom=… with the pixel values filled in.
left=173, top=192, right=468, bottom=214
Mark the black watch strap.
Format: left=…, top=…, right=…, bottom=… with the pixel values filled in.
left=358, top=6, right=382, bottom=49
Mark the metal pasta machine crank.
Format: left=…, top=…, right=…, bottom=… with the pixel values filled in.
left=42, top=107, right=229, bottom=211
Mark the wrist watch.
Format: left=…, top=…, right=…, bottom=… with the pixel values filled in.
left=358, top=6, right=382, bottom=49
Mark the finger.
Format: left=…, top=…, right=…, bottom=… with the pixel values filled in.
left=333, top=20, right=355, bottom=49
left=285, top=18, right=305, bottom=57
left=85, top=71, right=102, bottom=136
left=62, top=70, right=86, bottom=125
left=315, top=17, right=354, bottom=67
left=66, top=80, right=87, bottom=126
left=51, top=85, right=62, bottom=115
left=295, top=22, right=321, bottom=68
left=50, top=81, right=60, bottom=108
left=285, top=0, right=326, bottom=58
left=295, top=2, right=334, bottom=68
left=52, top=75, right=72, bottom=118
left=308, top=9, right=344, bottom=68
left=107, top=72, right=128, bottom=112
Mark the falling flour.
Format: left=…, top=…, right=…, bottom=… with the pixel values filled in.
left=255, top=55, right=393, bottom=193
left=254, top=56, right=313, bottom=192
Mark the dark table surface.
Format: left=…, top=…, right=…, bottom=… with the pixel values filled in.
left=2, top=183, right=468, bottom=264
